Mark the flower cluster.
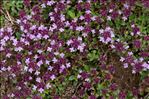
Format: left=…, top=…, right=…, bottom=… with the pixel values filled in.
left=1, top=0, right=149, bottom=98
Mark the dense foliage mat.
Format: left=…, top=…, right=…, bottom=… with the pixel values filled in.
left=0, top=0, right=149, bottom=99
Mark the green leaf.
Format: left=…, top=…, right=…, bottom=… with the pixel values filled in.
left=16, top=32, right=21, bottom=39
left=69, top=75, right=75, bottom=81
left=87, top=50, right=99, bottom=61
left=67, top=10, right=75, bottom=18
left=77, top=11, right=82, bottom=18
left=97, top=84, right=104, bottom=90
left=84, top=65, right=90, bottom=71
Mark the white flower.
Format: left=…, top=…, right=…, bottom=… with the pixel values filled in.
left=24, top=66, right=28, bottom=71
left=34, top=55, right=38, bottom=59
left=29, top=34, right=35, bottom=39
left=10, top=93, right=14, bottom=97
left=109, top=9, right=113, bottom=13
left=61, top=65, right=65, bottom=69
left=123, top=63, right=128, bottom=68
left=37, top=33, right=42, bottom=39
left=77, top=74, right=81, bottom=79
left=35, top=71, right=40, bottom=75
left=122, top=16, right=127, bottom=21
left=17, top=86, right=21, bottom=90
left=0, top=46, right=4, bottom=51
left=30, top=25, right=36, bottom=30
left=67, top=40, right=73, bottom=46
left=16, top=19, right=21, bottom=24
left=1, top=67, right=6, bottom=71
left=17, top=61, right=21, bottom=65
left=65, top=21, right=70, bottom=27
left=85, top=78, right=90, bottom=82
left=142, top=62, right=149, bottom=69
left=41, top=3, right=46, bottom=8
left=66, top=63, right=71, bottom=68
left=37, top=60, right=43, bottom=67
left=14, top=47, right=23, bottom=52
left=118, top=10, right=122, bottom=15
left=43, top=35, right=49, bottom=39
left=110, top=44, right=115, bottom=49
left=47, top=47, right=52, bottom=52
left=28, top=68, right=33, bottom=73
left=48, top=66, right=53, bottom=71
left=46, top=83, right=51, bottom=89
left=132, top=70, right=136, bottom=74
left=7, top=66, right=11, bottom=71
left=99, top=29, right=104, bottom=34
left=124, top=3, right=129, bottom=9
left=60, top=53, right=65, bottom=58
left=60, top=14, right=65, bottom=21
left=33, top=85, right=37, bottom=90
left=128, top=52, right=133, bottom=55
left=11, top=73, right=16, bottom=77
left=54, top=51, right=59, bottom=55
left=50, top=40, right=55, bottom=45
left=85, top=10, right=91, bottom=14
left=69, top=47, right=75, bottom=52
left=37, top=50, right=43, bottom=54
left=38, top=25, right=44, bottom=30
left=120, top=57, right=125, bottom=62
left=50, top=74, right=56, bottom=80
left=139, top=57, right=144, bottom=62
left=131, top=24, right=135, bottom=28
left=29, top=76, right=32, bottom=80
left=91, top=16, right=96, bottom=21
left=36, top=77, right=41, bottom=83
left=4, top=36, right=9, bottom=41
left=38, top=88, right=44, bottom=93
left=7, top=27, right=12, bottom=32
left=107, top=16, right=111, bottom=21
left=6, top=53, right=11, bottom=58
left=0, top=39, right=6, bottom=46
left=47, top=0, right=55, bottom=6
left=76, top=26, right=84, bottom=31
left=137, top=31, right=140, bottom=35
left=78, top=45, right=84, bottom=52
left=45, top=60, right=50, bottom=65
left=79, top=15, right=84, bottom=20
left=52, top=57, right=58, bottom=63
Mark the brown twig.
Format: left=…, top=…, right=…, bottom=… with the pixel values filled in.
left=0, top=9, right=15, bottom=25
left=6, top=9, right=14, bottom=24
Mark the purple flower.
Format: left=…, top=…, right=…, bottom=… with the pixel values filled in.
left=114, top=42, right=124, bottom=52
left=85, top=13, right=91, bottom=23
left=142, top=0, right=149, bottom=8
left=53, top=95, right=60, bottom=99
left=19, top=10, right=26, bottom=19
left=81, top=72, right=89, bottom=79
left=101, top=89, right=108, bottom=95
left=79, top=88, right=85, bottom=96
left=133, top=40, right=141, bottom=48
left=84, top=82, right=91, bottom=89
left=89, top=95, right=96, bottom=99
left=119, top=91, right=126, bottom=99
left=140, top=51, right=149, bottom=57
left=109, top=83, right=117, bottom=91
left=84, top=2, right=91, bottom=10
left=76, top=3, right=83, bottom=11
left=132, top=87, right=139, bottom=96
left=144, top=36, right=149, bottom=40
left=32, top=95, right=42, bottom=99
left=23, top=0, right=30, bottom=7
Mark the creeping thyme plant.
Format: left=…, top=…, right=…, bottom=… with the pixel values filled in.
left=0, top=0, right=149, bottom=99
